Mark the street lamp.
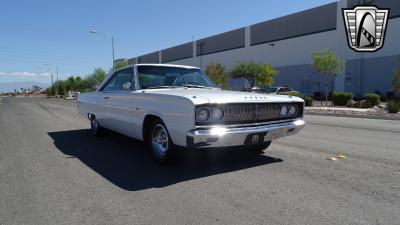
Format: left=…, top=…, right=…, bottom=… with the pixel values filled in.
left=89, top=30, right=115, bottom=70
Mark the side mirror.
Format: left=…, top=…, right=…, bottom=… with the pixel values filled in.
left=122, top=82, right=132, bottom=90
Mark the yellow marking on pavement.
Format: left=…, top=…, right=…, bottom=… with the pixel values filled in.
left=327, top=153, right=347, bottom=161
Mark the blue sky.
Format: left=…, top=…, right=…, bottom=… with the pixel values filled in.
left=0, top=0, right=334, bottom=84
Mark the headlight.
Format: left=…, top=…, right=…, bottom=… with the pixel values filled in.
left=288, top=105, right=297, bottom=116
left=196, top=108, right=210, bottom=122
left=211, top=107, right=224, bottom=121
left=280, top=105, right=288, bottom=117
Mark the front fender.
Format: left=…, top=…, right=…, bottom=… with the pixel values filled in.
left=136, top=93, right=195, bottom=147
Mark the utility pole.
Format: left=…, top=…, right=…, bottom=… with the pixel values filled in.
left=44, top=64, right=54, bottom=86
left=50, top=71, right=54, bottom=87
left=90, top=30, right=115, bottom=70
left=56, top=66, right=59, bottom=82
left=111, top=36, right=115, bottom=70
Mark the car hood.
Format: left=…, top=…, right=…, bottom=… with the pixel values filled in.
left=137, top=88, right=304, bottom=105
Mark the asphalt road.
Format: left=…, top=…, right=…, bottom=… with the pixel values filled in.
left=1, top=97, right=400, bottom=225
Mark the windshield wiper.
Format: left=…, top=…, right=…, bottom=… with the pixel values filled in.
left=180, top=84, right=210, bottom=89
left=146, top=86, right=176, bottom=89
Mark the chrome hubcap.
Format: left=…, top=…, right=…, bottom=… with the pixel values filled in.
left=91, top=119, right=98, bottom=133
left=152, top=124, right=168, bottom=157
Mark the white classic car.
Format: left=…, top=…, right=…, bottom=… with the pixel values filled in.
left=77, top=64, right=305, bottom=163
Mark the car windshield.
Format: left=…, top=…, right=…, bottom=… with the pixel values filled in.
left=137, top=65, right=217, bottom=89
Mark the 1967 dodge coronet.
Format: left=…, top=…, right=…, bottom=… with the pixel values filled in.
left=77, top=64, right=305, bottom=162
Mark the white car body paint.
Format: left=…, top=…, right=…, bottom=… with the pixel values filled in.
left=77, top=64, right=305, bottom=147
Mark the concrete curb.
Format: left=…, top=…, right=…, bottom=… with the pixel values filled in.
left=306, top=111, right=400, bottom=121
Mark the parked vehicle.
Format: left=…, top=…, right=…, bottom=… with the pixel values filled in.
left=77, top=64, right=305, bottom=163
left=241, top=87, right=267, bottom=93
left=243, top=86, right=299, bottom=95
left=269, top=87, right=299, bottom=95
left=65, top=91, right=80, bottom=100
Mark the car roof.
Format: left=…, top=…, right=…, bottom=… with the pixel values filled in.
left=136, top=63, right=200, bottom=69
left=114, top=64, right=200, bottom=72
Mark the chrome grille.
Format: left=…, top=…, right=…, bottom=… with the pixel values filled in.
left=196, top=102, right=303, bottom=126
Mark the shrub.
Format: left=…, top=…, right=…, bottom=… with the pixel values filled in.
left=205, top=63, right=228, bottom=89
left=365, top=93, right=381, bottom=106
left=303, top=96, right=314, bottom=107
left=281, top=92, right=313, bottom=107
left=331, top=92, right=353, bottom=106
left=387, top=101, right=400, bottom=113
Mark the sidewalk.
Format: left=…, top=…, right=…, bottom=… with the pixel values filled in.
left=305, top=106, right=400, bottom=120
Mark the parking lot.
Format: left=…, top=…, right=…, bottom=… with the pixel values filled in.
left=1, top=97, right=399, bottom=225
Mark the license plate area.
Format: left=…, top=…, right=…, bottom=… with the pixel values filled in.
left=244, top=132, right=267, bottom=145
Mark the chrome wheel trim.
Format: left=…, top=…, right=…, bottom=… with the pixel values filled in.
left=151, top=124, right=169, bottom=157
left=91, top=119, right=98, bottom=134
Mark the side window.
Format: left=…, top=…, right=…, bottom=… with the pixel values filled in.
left=101, top=69, right=133, bottom=91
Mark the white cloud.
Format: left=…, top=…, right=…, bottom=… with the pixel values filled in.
left=0, top=71, right=51, bottom=77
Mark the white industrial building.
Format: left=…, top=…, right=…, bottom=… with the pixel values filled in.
left=122, top=0, right=400, bottom=98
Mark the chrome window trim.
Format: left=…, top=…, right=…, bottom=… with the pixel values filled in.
left=98, top=67, right=135, bottom=92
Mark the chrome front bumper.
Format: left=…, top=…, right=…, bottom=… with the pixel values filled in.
left=186, top=119, right=305, bottom=148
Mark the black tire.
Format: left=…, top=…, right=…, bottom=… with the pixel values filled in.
left=90, top=115, right=104, bottom=136
left=148, top=119, right=175, bottom=163
left=251, top=141, right=272, bottom=153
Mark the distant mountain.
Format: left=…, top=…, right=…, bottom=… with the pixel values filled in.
left=0, top=81, right=49, bottom=93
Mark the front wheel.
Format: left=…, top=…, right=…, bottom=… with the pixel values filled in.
left=251, top=141, right=272, bottom=153
left=148, top=119, right=174, bottom=163
left=90, top=116, right=104, bottom=136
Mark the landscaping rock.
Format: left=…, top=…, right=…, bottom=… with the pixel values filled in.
left=360, top=100, right=372, bottom=108
left=346, top=99, right=357, bottom=107
left=353, top=100, right=372, bottom=108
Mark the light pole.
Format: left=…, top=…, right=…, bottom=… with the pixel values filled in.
left=36, top=65, right=54, bottom=87
left=44, top=63, right=59, bottom=84
left=89, top=30, right=115, bottom=70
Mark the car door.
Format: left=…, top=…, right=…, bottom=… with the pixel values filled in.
left=100, top=68, right=135, bottom=135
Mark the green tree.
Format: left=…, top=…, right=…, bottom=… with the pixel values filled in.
left=31, top=85, right=41, bottom=92
left=75, top=76, right=84, bottom=91
left=255, top=64, right=277, bottom=89
left=46, top=68, right=106, bottom=96
left=54, top=81, right=67, bottom=96
left=114, top=60, right=128, bottom=70
left=230, top=62, right=277, bottom=88
left=85, top=68, right=106, bottom=91
left=230, top=62, right=261, bottom=87
left=311, top=48, right=344, bottom=105
left=65, top=76, right=76, bottom=91
left=393, top=55, right=400, bottom=97
left=51, top=85, right=58, bottom=96
left=205, top=63, right=228, bottom=89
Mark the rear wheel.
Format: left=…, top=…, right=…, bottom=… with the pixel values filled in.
left=148, top=119, right=174, bottom=163
left=90, top=115, right=103, bottom=136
